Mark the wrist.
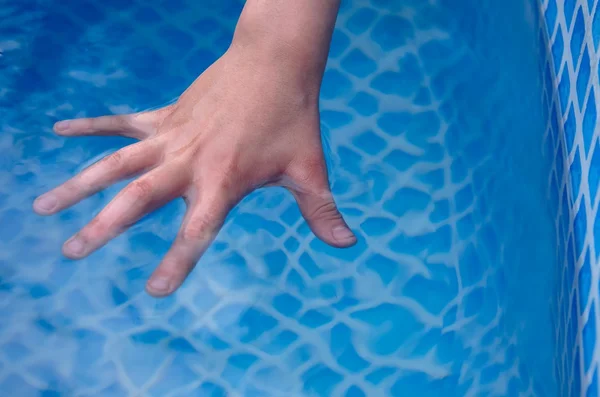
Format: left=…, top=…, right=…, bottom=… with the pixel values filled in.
left=231, top=0, right=340, bottom=81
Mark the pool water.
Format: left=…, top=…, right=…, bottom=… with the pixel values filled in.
left=0, top=0, right=562, bottom=396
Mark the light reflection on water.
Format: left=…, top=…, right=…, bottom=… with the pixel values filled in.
left=0, top=0, right=562, bottom=396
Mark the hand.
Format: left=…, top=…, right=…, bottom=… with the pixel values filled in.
left=33, top=35, right=355, bottom=297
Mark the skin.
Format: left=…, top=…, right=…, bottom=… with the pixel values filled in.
left=33, top=0, right=354, bottom=297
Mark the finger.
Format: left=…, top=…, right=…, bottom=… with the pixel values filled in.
left=62, top=164, right=188, bottom=259
left=286, top=161, right=356, bottom=248
left=291, top=188, right=356, bottom=247
left=33, top=141, right=162, bottom=215
left=146, top=190, right=233, bottom=297
left=53, top=110, right=163, bottom=140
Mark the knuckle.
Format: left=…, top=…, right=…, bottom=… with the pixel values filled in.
left=215, top=172, right=235, bottom=194
left=307, top=200, right=340, bottom=222
left=205, top=198, right=229, bottom=218
left=181, top=217, right=216, bottom=241
left=106, top=115, right=125, bottom=130
left=103, top=150, right=125, bottom=170
left=72, top=176, right=93, bottom=195
left=126, top=179, right=154, bottom=199
left=205, top=159, right=246, bottom=197
left=129, top=112, right=148, bottom=126
left=288, top=155, right=327, bottom=187
left=131, top=111, right=164, bottom=135
left=66, top=169, right=91, bottom=194
left=78, top=118, right=94, bottom=133
left=149, top=105, right=174, bottom=125
left=84, top=217, right=109, bottom=240
left=221, top=156, right=241, bottom=181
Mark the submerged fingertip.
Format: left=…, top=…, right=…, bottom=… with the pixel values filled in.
left=54, top=120, right=71, bottom=133
left=332, top=225, right=357, bottom=246
left=33, top=194, right=57, bottom=214
left=62, top=236, right=85, bottom=258
left=146, top=276, right=174, bottom=297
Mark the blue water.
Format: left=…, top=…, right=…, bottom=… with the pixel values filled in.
left=1, top=0, right=561, bottom=396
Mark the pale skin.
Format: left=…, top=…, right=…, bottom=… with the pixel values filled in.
left=33, top=0, right=355, bottom=297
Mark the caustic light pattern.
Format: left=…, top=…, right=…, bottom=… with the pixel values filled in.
left=0, top=0, right=581, bottom=396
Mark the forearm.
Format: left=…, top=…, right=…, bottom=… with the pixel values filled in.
left=232, top=0, right=341, bottom=82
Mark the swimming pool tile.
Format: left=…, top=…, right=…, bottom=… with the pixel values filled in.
left=370, top=15, right=414, bottom=50
left=345, top=385, right=367, bottom=397
left=322, top=69, right=354, bottom=99
left=566, top=0, right=579, bottom=26
left=341, top=49, right=377, bottom=78
left=301, top=364, right=343, bottom=397
left=345, top=7, right=378, bottom=35
left=578, top=47, right=591, bottom=105
left=589, top=369, right=599, bottom=397
left=192, top=382, right=228, bottom=397
left=594, top=6, right=600, bottom=49
left=329, top=29, right=350, bottom=58
left=0, top=0, right=589, bottom=395
left=571, top=8, right=586, bottom=65
left=352, top=130, right=386, bottom=155
left=371, top=70, right=421, bottom=97
left=559, top=67, right=572, bottom=114
left=545, top=8, right=600, bottom=391
left=590, top=140, right=600, bottom=200
left=348, top=92, right=379, bottom=116
left=403, top=274, right=454, bottom=315
left=548, top=0, right=560, bottom=35
left=584, top=88, right=597, bottom=152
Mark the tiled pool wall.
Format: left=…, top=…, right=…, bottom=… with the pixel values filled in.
left=542, top=0, right=600, bottom=395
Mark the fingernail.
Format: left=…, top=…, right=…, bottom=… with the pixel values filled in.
left=332, top=226, right=356, bottom=244
left=54, top=120, right=71, bottom=132
left=64, top=237, right=84, bottom=256
left=147, top=277, right=171, bottom=294
left=34, top=194, right=57, bottom=212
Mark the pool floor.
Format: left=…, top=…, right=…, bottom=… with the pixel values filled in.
left=0, top=0, right=560, bottom=396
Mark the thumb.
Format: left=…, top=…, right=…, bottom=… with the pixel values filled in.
left=286, top=162, right=356, bottom=248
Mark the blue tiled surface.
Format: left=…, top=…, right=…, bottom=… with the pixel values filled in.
left=542, top=0, right=600, bottom=395
left=0, top=0, right=574, bottom=395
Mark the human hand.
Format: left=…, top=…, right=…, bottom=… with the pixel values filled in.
left=33, top=7, right=354, bottom=297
